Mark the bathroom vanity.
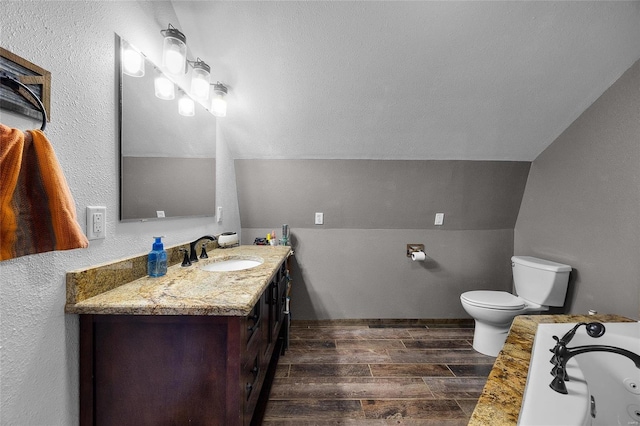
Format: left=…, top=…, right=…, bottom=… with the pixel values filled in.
left=66, top=245, right=292, bottom=426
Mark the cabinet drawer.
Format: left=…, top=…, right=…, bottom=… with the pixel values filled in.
left=242, top=351, right=262, bottom=425
left=242, top=353, right=261, bottom=402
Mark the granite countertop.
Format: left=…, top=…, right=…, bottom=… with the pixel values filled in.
left=65, top=245, right=292, bottom=317
left=468, top=314, right=635, bottom=425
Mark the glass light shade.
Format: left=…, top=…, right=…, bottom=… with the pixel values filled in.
left=178, top=95, right=195, bottom=116
left=162, top=29, right=187, bottom=75
left=211, top=82, right=228, bottom=117
left=191, top=69, right=210, bottom=101
left=190, top=60, right=211, bottom=101
left=154, top=75, right=175, bottom=100
left=211, top=94, right=227, bottom=117
left=122, top=46, right=144, bottom=77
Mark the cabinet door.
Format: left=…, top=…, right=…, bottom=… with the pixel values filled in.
left=262, top=280, right=275, bottom=358
left=246, top=299, right=262, bottom=347
left=89, top=316, right=230, bottom=426
left=270, top=262, right=288, bottom=341
left=270, top=276, right=280, bottom=343
left=278, top=263, right=288, bottom=325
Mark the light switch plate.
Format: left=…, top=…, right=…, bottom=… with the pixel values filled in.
left=434, top=213, right=444, bottom=226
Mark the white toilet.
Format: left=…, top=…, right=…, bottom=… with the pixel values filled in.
left=460, top=256, right=571, bottom=357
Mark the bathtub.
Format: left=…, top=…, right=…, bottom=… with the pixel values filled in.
left=518, top=321, right=640, bottom=426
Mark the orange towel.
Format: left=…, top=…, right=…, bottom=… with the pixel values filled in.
left=1, top=124, right=88, bottom=260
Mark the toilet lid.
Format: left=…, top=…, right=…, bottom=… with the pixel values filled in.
left=461, top=290, right=526, bottom=310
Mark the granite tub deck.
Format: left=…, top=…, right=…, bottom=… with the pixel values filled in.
left=468, top=314, right=635, bottom=426
left=65, top=245, right=292, bottom=316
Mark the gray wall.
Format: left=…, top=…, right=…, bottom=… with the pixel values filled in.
left=238, top=160, right=530, bottom=319
left=121, top=157, right=215, bottom=220
left=515, top=59, right=640, bottom=319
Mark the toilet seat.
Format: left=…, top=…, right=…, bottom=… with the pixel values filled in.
left=461, top=290, right=526, bottom=310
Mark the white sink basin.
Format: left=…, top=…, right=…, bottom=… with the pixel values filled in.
left=200, top=258, right=263, bottom=272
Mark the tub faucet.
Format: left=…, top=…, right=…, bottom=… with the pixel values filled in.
left=189, top=235, right=217, bottom=263
left=549, top=322, right=606, bottom=366
left=555, top=322, right=606, bottom=346
left=548, top=322, right=640, bottom=394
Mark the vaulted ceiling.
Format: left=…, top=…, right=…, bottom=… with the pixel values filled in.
left=171, top=1, right=640, bottom=161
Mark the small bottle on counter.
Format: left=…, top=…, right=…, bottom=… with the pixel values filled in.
left=281, top=224, right=289, bottom=246
left=148, top=236, right=168, bottom=277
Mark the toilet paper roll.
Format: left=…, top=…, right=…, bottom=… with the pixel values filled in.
left=411, top=251, right=426, bottom=261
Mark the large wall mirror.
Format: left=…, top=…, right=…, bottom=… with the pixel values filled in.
left=118, top=35, right=216, bottom=221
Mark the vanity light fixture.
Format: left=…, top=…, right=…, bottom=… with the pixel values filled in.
left=121, top=40, right=145, bottom=77
left=156, top=24, right=230, bottom=117
left=160, top=24, right=187, bottom=76
left=189, top=58, right=211, bottom=101
left=154, top=73, right=175, bottom=100
left=178, top=93, right=195, bottom=116
left=211, top=82, right=228, bottom=117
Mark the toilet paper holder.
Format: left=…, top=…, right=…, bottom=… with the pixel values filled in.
left=406, top=244, right=425, bottom=257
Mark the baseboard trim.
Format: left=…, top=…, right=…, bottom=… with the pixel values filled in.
left=291, top=318, right=474, bottom=328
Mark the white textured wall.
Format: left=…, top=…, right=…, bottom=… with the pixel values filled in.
left=0, top=2, right=240, bottom=424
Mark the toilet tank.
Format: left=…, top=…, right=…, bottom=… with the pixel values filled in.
left=512, top=256, right=572, bottom=307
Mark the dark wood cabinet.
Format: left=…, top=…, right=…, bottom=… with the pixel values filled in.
left=79, top=262, right=290, bottom=426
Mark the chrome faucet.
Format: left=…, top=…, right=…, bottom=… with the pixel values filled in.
left=549, top=322, right=640, bottom=394
left=189, top=235, right=217, bottom=263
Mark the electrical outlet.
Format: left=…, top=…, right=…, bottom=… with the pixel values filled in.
left=86, top=206, right=106, bottom=240
left=434, top=213, right=444, bottom=226
left=217, top=206, right=223, bottom=223
left=315, top=212, right=324, bottom=225
left=93, top=213, right=103, bottom=234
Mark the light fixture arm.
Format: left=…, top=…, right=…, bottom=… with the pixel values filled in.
left=160, top=23, right=186, bottom=44
left=211, top=81, right=228, bottom=95
left=187, top=57, right=211, bottom=73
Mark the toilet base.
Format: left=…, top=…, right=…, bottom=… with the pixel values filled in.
left=471, top=320, right=511, bottom=357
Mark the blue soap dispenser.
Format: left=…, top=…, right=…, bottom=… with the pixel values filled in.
left=148, top=236, right=168, bottom=277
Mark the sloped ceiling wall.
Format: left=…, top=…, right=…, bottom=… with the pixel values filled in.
left=173, top=1, right=640, bottom=161
left=515, top=59, right=640, bottom=319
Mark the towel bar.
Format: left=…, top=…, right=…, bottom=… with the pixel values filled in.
left=1, top=70, right=47, bottom=131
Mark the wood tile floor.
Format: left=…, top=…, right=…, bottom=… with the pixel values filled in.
left=263, top=320, right=495, bottom=425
